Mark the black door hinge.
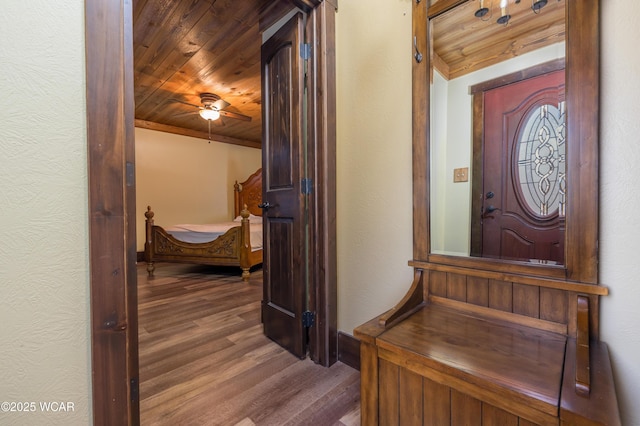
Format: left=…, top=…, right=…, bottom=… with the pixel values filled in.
left=301, top=178, right=313, bottom=194
left=302, top=311, right=315, bottom=328
left=126, top=162, right=135, bottom=187
left=130, top=377, right=139, bottom=403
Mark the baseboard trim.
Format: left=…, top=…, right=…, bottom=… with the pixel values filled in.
left=137, top=251, right=144, bottom=263
left=338, top=331, right=360, bottom=371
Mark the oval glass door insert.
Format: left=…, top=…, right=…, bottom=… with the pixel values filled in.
left=516, top=101, right=566, bottom=218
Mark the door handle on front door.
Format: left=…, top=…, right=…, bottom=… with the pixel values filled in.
left=485, top=205, right=500, bottom=214
left=483, top=205, right=501, bottom=217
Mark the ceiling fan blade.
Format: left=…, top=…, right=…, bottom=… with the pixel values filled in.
left=219, top=110, right=252, bottom=122
left=211, top=98, right=231, bottom=110
left=173, top=110, right=200, bottom=118
left=167, top=98, right=201, bottom=109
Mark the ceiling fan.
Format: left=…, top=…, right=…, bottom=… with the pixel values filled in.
left=172, top=92, right=252, bottom=123
left=171, top=92, right=252, bottom=143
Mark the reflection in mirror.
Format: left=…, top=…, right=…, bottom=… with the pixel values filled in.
left=429, top=0, right=566, bottom=263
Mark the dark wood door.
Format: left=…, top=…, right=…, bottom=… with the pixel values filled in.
left=261, top=12, right=308, bottom=358
left=476, top=70, right=565, bottom=263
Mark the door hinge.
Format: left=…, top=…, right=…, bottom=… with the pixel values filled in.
left=130, top=377, right=139, bottom=403
left=126, top=161, right=135, bottom=187
left=302, top=311, right=315, bottom=328
left=301, top=178, right=313, bottom=194
left=300, top=43, right=311, bottom=60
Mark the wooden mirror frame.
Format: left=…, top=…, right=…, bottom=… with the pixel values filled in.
left=412, top=0, right=600, bottom=285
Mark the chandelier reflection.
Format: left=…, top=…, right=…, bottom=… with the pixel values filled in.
left=475, top=0, right=549, bottom=25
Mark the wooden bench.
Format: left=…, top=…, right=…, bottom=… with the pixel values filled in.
left=355, top=269, right=621, bottom=425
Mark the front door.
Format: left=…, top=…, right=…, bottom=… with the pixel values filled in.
left=472, top=69, right=565, bottom=263
left=261, top=12, right=308, bottom=358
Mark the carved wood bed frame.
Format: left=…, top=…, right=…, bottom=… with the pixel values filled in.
left=143, top=168, right=263, bottom=281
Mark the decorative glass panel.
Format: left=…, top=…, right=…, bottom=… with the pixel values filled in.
left=517, top=101, right=566, bottom=217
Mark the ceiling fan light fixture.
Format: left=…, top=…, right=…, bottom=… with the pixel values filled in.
left=199, top=108, right=220, bottom=121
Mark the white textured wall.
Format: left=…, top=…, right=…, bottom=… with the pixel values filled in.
left=336, top=0, right=414, bottom=333
left=0, top=1, right=90, bottom=425
left=135, top=128, right=261, bottom=251
left=600, top=1, right=640, bottom=424
left=337, top=1, right=640, bottom=424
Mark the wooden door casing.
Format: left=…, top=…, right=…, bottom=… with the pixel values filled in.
left=261, top=12, right=308, bottom=359
left=86, top=0, right=139, bottom=424
left=88, top=0, right=338, bottom=423
left=305, top=1, right=338, bottom=366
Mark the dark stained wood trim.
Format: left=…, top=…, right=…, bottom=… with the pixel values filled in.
left=134, top=119, right=261, bottom=149
left=379, top=270, right=426, bottom=328
left=337, top=332, right=360, bottom=371
left=565, top=0, right=599, bottom=283
left=136, top=251, right=145, bottom=263
left=470, top=92, right=484, bottom=257
left=561, top=340, right=622, bottom=425
left=124, top=5, right=140, bottom=421
left=86, top=0, right=139, bottom=424
left=469, top=58, right=566, bottom=94
left=413, top=261, right=608, bottom=295
left=307, top=0, right=338, bottom=367
left=413, top=0, right=429, bottom=261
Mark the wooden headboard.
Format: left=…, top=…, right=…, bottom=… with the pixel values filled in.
left=233, top=168, right=263, bottom=218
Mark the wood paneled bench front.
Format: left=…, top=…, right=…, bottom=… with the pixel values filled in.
left=354, top=269, right=621, bottom=426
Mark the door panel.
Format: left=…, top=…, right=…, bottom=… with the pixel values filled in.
left=265, top=41, right=294, bottom=189
left=477, top=70, right=565, bottom=263
left=266, top=219, right=294, bottom=312
left=261, top=12, right=307, bottom=358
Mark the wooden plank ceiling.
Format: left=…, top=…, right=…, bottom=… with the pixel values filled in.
left=431, top=0, right=565, bottom=80
left=133, top=0, right=296, bottom=148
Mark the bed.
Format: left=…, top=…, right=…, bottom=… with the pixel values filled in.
left=143, top=168, right=263, bottom=281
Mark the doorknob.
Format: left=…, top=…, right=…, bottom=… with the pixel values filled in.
left=258, top=201, right=272, bottom=211
left=484, top=205, right=500, bottom=214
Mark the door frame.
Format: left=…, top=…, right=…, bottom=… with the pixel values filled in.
left=85, top=0, right=337, bottom=424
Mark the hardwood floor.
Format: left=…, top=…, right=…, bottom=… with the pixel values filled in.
left=138, top=263, right=360, bottom=426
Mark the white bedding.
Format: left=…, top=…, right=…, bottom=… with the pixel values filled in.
left=164, top=221, right=263, bottom=250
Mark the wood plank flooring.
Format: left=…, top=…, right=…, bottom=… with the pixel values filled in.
left=138, top=263, right=360, bottom=426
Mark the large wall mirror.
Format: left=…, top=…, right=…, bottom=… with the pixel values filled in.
left=420, top=0, right=599, bottom=283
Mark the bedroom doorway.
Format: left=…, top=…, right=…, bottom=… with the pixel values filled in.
left=85, top=0, right=337, bottom=424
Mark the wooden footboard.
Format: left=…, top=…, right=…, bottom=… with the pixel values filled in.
left=144, top=206, right=262, bottom=281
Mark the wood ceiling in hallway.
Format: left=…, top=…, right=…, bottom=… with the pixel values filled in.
left=133, top=0, right=296, bottom=148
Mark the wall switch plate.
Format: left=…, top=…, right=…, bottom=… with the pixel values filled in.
left=453, top=167, right=469, bottom=183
